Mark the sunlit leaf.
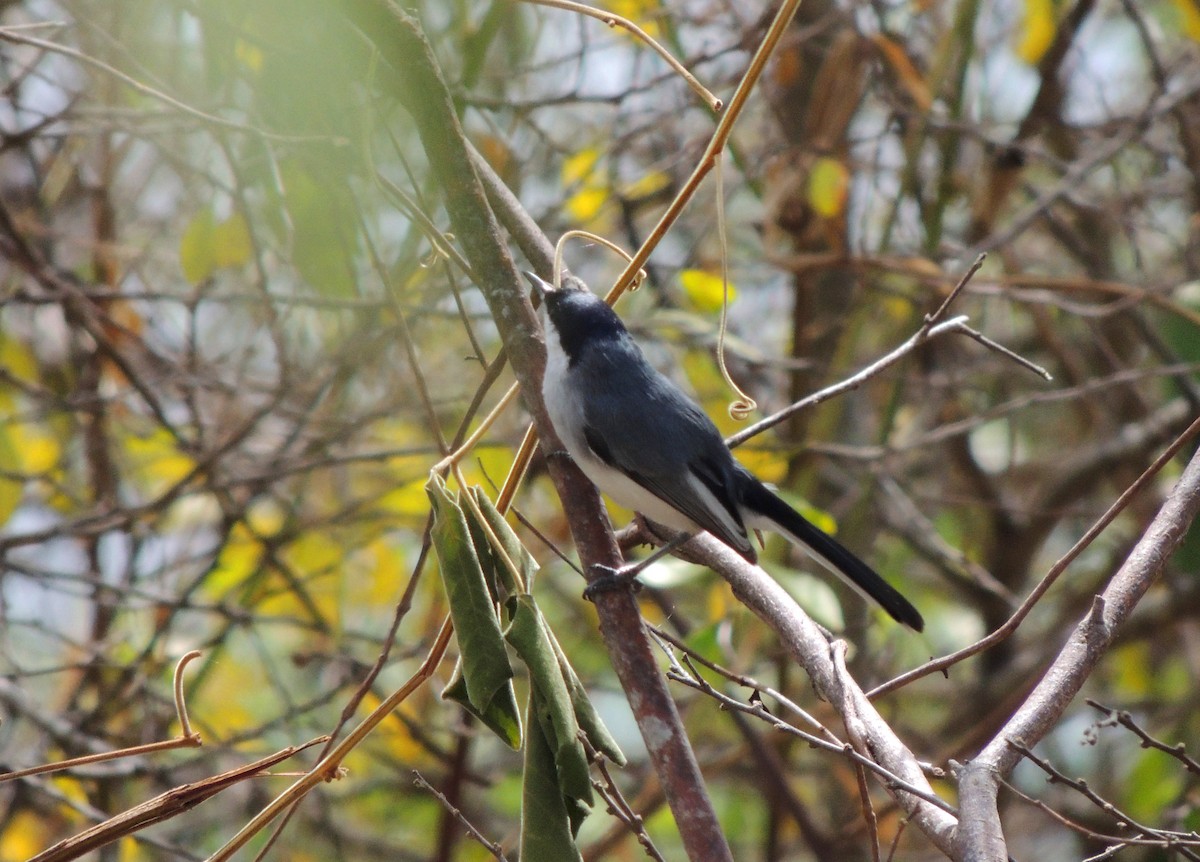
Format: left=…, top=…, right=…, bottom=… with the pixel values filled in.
left=1126, top=748, right=1184, bottom=822
left=621, top=169, right=671, bottom=202
left=561, top=148, right=600, bottom=186
left=1173, top=0, right=1200, bottom=40
left=566, top=187, right=607, bottom=223
left=122, top=427, right=196, bottom=495
left=0, top=810, right=50, bottom=860
left=0, top=335, right=39, bottom=384
left=179, top=208, right=217, bottom=284
left=1015, top=0, right=1056, bottom=65
left=0, top=424, right=23, bottom=528
left=234, top=37, right=264, bottom=72
left=679, top=268, right=735, bottom=314
left=608, top=0, right=662, bottom=38
left=562, top=148, right=608, bottom=222
left=443, top=663, right=522, bottom=749
left=9, top=421, right=60, bottom=475
left=213, top=211, right=253, bottom=269
left=807, top=157, right=849, bottom=218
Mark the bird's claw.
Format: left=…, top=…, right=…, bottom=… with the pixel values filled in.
left=583, top=564, right=643, bottom=601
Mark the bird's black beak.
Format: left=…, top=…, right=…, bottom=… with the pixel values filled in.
left=523, top=270, right=556, bottom=302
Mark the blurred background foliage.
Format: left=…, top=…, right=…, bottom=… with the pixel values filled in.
left=1, top=0, right=1200, bottom=859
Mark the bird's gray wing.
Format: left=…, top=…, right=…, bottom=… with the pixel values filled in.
left=580, top=371, right=753, bottom=557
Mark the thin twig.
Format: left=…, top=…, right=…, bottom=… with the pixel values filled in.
left=412, top=770, right=511, bottom=861
left=521, top=0, right=722, bottom=111
left=1, top=652, right=204, bottom=784
left=871, top=411, right=1200, bottom=698
left=1086, top=700, right=1200, bottom=777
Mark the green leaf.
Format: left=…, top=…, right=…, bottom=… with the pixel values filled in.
left=279, top=161, right=358, bottom=297
left=520, top=688, right=586, bottom=862
left=546, top=629, right=625, bottom=766
left=441, top=661, right=522, bottom=750
left=427, top=474, right=514, bottom=714
left=505, top=594, right=593, bottom=805
left=470, top=487, right=538, bottom=595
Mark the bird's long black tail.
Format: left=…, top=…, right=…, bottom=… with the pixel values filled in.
left=739, top=478, right=924, bottom=631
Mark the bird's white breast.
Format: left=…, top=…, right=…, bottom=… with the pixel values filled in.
left=540, top=311, right=696, bottom=532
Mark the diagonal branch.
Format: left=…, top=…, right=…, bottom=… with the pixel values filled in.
left=342, top=4, right=734, bottom=859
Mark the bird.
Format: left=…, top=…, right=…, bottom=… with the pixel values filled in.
left=525, top=271, right=923, bottom=630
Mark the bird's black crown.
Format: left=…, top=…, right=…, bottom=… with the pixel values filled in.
left=544, top=288, right=628, bottom=362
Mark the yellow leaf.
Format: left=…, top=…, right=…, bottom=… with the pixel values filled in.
left=562, top=148, right=609, bottom=223
left=807, top=157, right=849, bottom=218
left=179, top=208, right=216, bottom=285
left=706, top=580, right=730, bottom=623
left=0, top=335, right=38, bottom=385
left=566, top=187, right=607, bottom=222
left=736, top=446, right=787, bottom=485
left=608, top=0, right=662, bottom=38
left=234, top=38, right=264, bottom=73
left=621, top=169, right=671, bottom=202
left=10, top=422, right=61, bottom=474
left=122, top=427, right=195, bottom=494
left=1015, top=0, right=1056, bottom=65
left=1172, top=0, right=1200, bottom=40
left=349, top=538, right=408, bottom=607
left=679, top=269, right=736, bottom=314
left=562, top=148, right=599, bottom=185
left=0, top=811, right=52, bottom=860
left=247, top=499, right=285, bottom=538
left=213, top=212, right=253, bottom=269
left=0, top=424, right=22, bottom=528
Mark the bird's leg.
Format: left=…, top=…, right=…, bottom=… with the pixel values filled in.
left=583, top=531, right=693, bottom=600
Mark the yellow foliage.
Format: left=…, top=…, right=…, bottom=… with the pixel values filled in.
left=1173, top=0, right=1200, bottom=40
left=122, top=427, right=196, bottom=495
left=234, top=38, right=265, bottom=72
left=179, top=208, right=216, bottom=284
left=608, top=0, right=662, bottom=38
left=1015, top=0, right=1056, bottom=65
left=378, top=475, right=433, bottom=519
left=201, top=652, right=269, bottom=736
left=350, top=538, right=407, bottom=607
left=621, top=169, right=671, bottom=202
left=807, top=157, right=849, bottom=218
left=206, top=521, right=263, bottom=595
left=735, top=447, right=788, bottom=485
left=0, top=335, right=38, bottom=384
left=180, top=207, right=253, bottom=284
left=706, top=579, right=730, bottom=623
left=0, top=810, right=51, bottom=861
left=562, top=148, right=608, bottom=223
left=11, top=422, right=60, bottom=474
left=0, top=426, right=21, bottom=529
left=678, top=268, right=736, bottom=314
left=213, top=212, right=253, bottom=269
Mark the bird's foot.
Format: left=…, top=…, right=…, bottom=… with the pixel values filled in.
left=582, top=532, right=693, bottom=601
left=583, top=563, right=644, bottom=601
